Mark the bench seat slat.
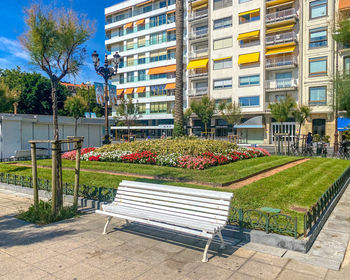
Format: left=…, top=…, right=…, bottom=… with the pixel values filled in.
left=115, top=201, right=227, bottom=225
left=102, top=204, right=221, bottom=233
left=115, top=194, right=229, bottom=216
left=117, top=186, right=231, bottom=206
left=116, top=190, right=230, bottom=211
left=96, top=210, right=214, bottom=238
left=120, top=181, right=233, bottom=201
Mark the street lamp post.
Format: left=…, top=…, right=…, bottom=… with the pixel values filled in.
left=334, top=36, right=340, bottom=154
left=92, top=51, right=121, bottom=144
left=85, top=81, right=91, bottom=115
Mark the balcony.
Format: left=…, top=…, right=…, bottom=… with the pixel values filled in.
left=189, top=29, right=208, bottom=40
left=266, top=55, right=298, bottom=69
left=266, top=8, right=297, bottom=25
left=266, top=31, right=297, bottom=45
left=188, top=48, right=208, bottom=59
left=188, top=68, right=208, bottom=78
left=188, top=87, right=208, bottom=97
left=188, top=9, right=208, bottom=22
left=265, top=78, right=298, bottom=91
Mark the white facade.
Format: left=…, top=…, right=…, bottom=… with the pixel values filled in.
left=0, top=114, right=105, bottom=159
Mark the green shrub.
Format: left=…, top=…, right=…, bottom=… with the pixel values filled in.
left=17, top=200, right=78, bottom=225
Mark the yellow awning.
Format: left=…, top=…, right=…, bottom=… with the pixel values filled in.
left=238, top=52, right=260, bottom=65
left=117, top=89, right=124, bottom=96
left=136, top=0, right=153, bottom=7
left=239, top=8, right=260, bottom=17
left=187, top=58, right=209, bottom=69
left=135, top=19, right=145, bottom=25
left=192, top=3, right=208, bottom=11
left=266, top=24, right=295, bottom=34
left=165, top=83, right=176, bottom=90
left=136, top=86, right=145, bottom=93
left=267, top=0, right=294, bottom=8
left=237, top=30, right=260, bottom=40
left=265, top=46, right=296, bottom=55
left=191, top=0, right=208, bottom=9
left=124, top=88, right=134, bottom=95
left=266, top=42, right=296, bottom=50
left=213, top=56, right=232, bottom=61
left=124, top=22, right=133, bottom=29
left=148, top=64, right=176, bottom=75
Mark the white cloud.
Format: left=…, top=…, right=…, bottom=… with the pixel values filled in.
left=0, top=36, right=30, bottom=61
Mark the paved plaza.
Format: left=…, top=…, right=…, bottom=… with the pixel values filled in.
left=0, top=189, right=350, bottom=280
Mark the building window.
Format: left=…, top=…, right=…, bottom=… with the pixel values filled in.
left=167, top=30, right=176, bottom=41
left=138, top=104, right=146, bottom=114
left=151, top=85, right=166, bottom=96
left=150, top=14, right=166, bottom=27
left=151, top=102, right=168, bottom=113
left=239, top=10, right=260, bottom=24
left=215, top=98, right=232, bottom=108
left=127, top=72, right=134, bottom=83
left=213, top=57, right=232, bottom=70
left=138, top=54, right=146, bottom=64
left=126, top=56, right=134, bottom=67
left=168, top=0, right=175, bottom=5
left=213, top=17, right=232, bottom=30
left=150, top=31, right=166, bottom=45
left=309, top=57, right=327, bottom=76
left=126, top=39, right=134, bottom=50
left=239, top=75, right=260, bottom=86
left=138, top=36, right=146, bottom=48
left=344, top=57, right=350, bottom=74
left=213, top=78, right=232, bottom=89
left=309, top=27, right=327, bottom=48
left=213, top=0, right=232, bottom=10
left=167, top=49, right=175, bottom=60
left=118, top=74, right=124, bottom=84
left=150, top=73, right=167, bottom=80
left=239, top=0, right=251, bottom=3
left=239, top=96, right=260, bottom=107
left=150, top=50, right=167, bottom=62
left=310, top=0, right=327, bottom=19
left=167, top=12, right=175, bottom=24
left=213, top=37, right=232, bottom=50
left=309, top=86, right=326, bottom=105
left=312, top=119, right=326, bottom=136
left=138, top=70, right=146, bottom=81
left=137, top=23, right=145, bottom=31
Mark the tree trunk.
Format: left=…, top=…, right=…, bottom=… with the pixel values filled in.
left=75, top=118, right=78, bottom=137
left=51, top=79, right=62, bottom=213
left=174, top=0, right=184, bottom=135
left=204, top=122, right=207, bottom=135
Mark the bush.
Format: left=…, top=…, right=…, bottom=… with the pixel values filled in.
left=17, top=200, right=78, bottom=225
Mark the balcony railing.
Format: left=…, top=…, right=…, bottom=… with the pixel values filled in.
left=266, top=31, right=297, bottom=45
left=188, top=9, right=208, bottom=21
left=265, top=55, right=298, bottom=68
left=108, top=37, right=175, bottom=53
left=188, top=48, right=208, bottom=59
left=188, top=69, right=208, bottom=78
left=266, top=8, right=297, bottom=24
left=188, top=87, right=208, bottom=96
left=265, top=78, right=298, bottom=90
left=189, top=29, right=208, bottom=40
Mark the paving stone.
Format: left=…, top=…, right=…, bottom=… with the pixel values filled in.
left=187, top=262, right=234, bottom=280
left=54, top=262, right=105, bottom=280
left=252, top=252, right=289, bottom=267
left=232, top=247, right=256, bottom=259
left=284, top=259, right=328, bottom=278
left=238, top=260, right=283, bottom=279
left=0, top=266, right=51, bottom=280
left=16, top=247, right=57, bottom=264
left=82, top=250, right=126, bottom=270
left=64, top=245, right=107, bottom=262
left=227, top=272, right=260, bottom=280
left=277, top=269, right=323, bottom=280
left=33, top=254, right=79, bottom=273
left=243, top=243, right=287, bottom=257
left=0, top=257, right=29, bottom=276
left=104, top=259, right=151, bottom=279
left=209, top=254, right=247, bottom=271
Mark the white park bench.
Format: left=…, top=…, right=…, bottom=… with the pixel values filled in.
left=96, top=180, right=234, bottom=262
left=11, top=149, right=47, bottom=161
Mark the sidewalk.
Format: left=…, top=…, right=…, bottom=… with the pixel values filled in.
left=1, top=189, right=350, bottom=280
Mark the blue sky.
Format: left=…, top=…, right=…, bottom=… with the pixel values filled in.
left=0, top=0, right=122, bottom=84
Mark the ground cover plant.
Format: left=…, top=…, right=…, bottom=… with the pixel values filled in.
left=61, top=138, right=270, bottom=170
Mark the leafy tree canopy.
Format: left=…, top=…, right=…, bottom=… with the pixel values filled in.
left=190, top=96, right=215, bottom=133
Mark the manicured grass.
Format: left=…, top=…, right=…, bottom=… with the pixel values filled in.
left=231, top=158, right=350, bottom=233
left=21, top=155, right=300, bottom=185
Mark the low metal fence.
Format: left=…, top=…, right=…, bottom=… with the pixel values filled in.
left=229, top=208, right=298, bottom=238
left=303, top=166, right=350, bottom=236
left=0, top=173, right=117, bottom=202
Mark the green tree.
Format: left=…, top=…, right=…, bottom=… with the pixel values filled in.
left=21, top=4, right=94, bottom=213
left=218, top=101, right=242, bottom=135
left=174, top=0, right=185, bottom=137
left=269, top=95, right=296, bottom=133
left=190, top=96, right=215, bottom=135
left=64, top=96, right=88, bottom=136
left=292, top=105, right=312, bottom=147
left=114, top=96, right=140, bottom=138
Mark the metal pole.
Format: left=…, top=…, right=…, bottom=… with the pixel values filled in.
left=104, top=79, right=109, bottom=143
left=51, top=141, right=57, bottom=215
left=30, top=143, right=38, bottom=208
left=334, top=41, right=339, bottom=154
left=87, top=85, right=91, bottom=115
left=73, top=140, right=82, bottom=209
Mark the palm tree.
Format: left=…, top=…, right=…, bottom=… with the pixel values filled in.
left=292, top=105, right=311, bottom=149
left=269, top=95, right=296, bottom=133
left=174, top=0, right=185, bottom=136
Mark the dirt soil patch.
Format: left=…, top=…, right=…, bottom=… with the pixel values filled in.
left=227, top=158, right=310, bottom=190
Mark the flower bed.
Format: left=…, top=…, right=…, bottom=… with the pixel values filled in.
left=61, top=147, right=96, bottom=161
left=61, top=139, right=270, bottom=170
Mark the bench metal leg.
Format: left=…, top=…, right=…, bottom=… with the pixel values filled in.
left=217, top=230, right=226, bottom=250
left=125, top=219, right=130, bottom=225
left=103, top=216, right=112, bottom=235
left=202, top=238, right=212, bottom=262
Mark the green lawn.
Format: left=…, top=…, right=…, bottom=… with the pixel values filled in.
left=21, top=155, right=299, bottom=185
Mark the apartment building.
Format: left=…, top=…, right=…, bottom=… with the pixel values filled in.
left=106, top=0, right=347, bottom=144
left=105, top=0, right=177, bottom=138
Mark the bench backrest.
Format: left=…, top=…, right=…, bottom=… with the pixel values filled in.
left=15, top=149, right=47, bottom=159
left=115, top=180, right=234, bottom=226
